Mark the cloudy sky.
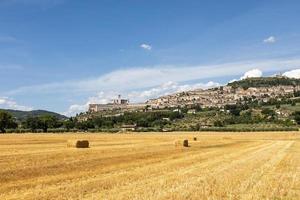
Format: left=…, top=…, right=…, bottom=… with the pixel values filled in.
left=1, top=0, right=300, bottom=116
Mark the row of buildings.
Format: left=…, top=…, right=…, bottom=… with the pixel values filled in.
left=89, top=95, right=146, bottom=113
left=146, top=85, right=300, bottom=109
left=89, top=85, right=300, bottom=113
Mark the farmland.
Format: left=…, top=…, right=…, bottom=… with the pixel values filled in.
left=0, top=132, right=300, bottom=200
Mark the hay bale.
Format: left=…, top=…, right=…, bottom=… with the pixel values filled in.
left=67, top=140, right=89, bottom=148
left=183, top=139, right=189, bottom=147
left=193, top=137, right=197, bottom=141
left=174, top=139, right=189, bottom=147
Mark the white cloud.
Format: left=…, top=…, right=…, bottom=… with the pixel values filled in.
left=283, top=69, right=300, bottom=78
left=7, top=58, right=300, bottom=97
left=263, top=36, right=276, bottom=44
left=229, top=79, right=238, bottom=83
left=240, top=69, right=263, bottom=80
left=130, top=81, right=178, bottom=99
left=140, top=43, right=152, bottom=50
left=0, top=97, right=33, bottom=111
left=63, top=91, right=119, bottom=116
left=87, top=91, right=119, bottom=104
left=63, top=104, right=88, bottom=116
left=129, top=81, right=220, bottom=101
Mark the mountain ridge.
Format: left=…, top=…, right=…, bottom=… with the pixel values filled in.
left=0, top=109, right=68, bottom=122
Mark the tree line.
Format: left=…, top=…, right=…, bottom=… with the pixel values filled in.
left=0, top=110, right=184, bottom=133
left=228, top=77, right=300, bottom=89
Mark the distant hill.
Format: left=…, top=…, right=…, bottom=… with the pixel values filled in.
left=0, top=109, right=68, bottom=122
left=228, top=76, right=300, bottom=89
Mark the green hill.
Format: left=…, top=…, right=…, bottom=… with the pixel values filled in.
left=0, top=109, right=68, bottom=122
left=228, top=76, right=300, bottom=89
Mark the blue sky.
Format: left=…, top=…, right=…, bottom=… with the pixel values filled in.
left=0, top=0, right=300, bottom=115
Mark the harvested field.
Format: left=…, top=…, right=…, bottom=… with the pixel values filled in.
left=0, top=132, right=300, bottom=200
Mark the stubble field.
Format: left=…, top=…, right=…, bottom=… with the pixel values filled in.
left=0, top=132, right=299, bottom=200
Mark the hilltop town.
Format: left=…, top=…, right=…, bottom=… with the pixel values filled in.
left=67, top=76, right=300, bottom=132
left=88, top=76, right=300, bottom=113
left=2, top=76, right=299, bottom=133
left=146, top=82, right=299, bottom=109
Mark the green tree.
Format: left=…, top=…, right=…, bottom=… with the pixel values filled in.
left=137, top=118, right=149, bottom=127
left=293, top=111, right=300, bottom=125
left=75, top=120, right=95, bottom=130
left=24, top=117, right=42, bottom=132
left=39, top=115, right=61, bottom=132
left=214, top=120, right=224, bottom=127
left=224, top=104, right=241, bottom=116
left=261, top=108, right=275, bottom=118
left=63, top=118, right=75, bottom=131
left=0, top=111, right=17, bottom=133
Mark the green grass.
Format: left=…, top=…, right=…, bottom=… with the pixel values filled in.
left=264, top=103, right=300, bottom=112
left=226, top=123, right=294, bottom=129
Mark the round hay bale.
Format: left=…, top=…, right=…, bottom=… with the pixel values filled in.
left=183, top=139, right=189, bottom=147
left=67, top=140, right=89, bottom=148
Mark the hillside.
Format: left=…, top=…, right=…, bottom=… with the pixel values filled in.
left=73, top=77, right=300, bottom=132
left=228, top=76, right=300, bottom=89
left=0, top=109, right=68, bottom=122
left=146, top=76, right=300, bottom=109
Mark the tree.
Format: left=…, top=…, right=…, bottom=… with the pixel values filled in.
left=0, top=111, right=17, bottom=133
left=63, top=118, right=75, bottom=131
left=214, top=120, right=224, bottom=127
left=294, top=90, right=300, bottom=97
left=225, top=104, right=241, bottom=116
left=24, top=117, right=42, bottom=132
left=261, top=108, right=275, bottom=116
left=75, top=120, right=94, bottom=130
left=293, top=111, right=300, bottom=125
left=39, top=115, right=61, bottom=132
left=137, top=118, right=149, bottom=127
